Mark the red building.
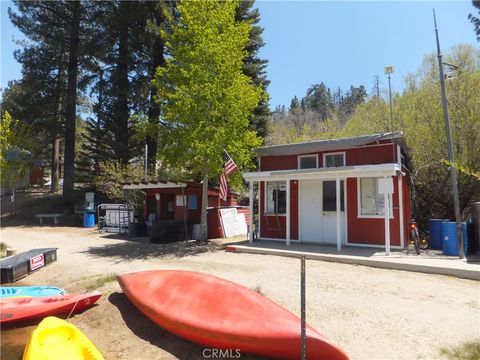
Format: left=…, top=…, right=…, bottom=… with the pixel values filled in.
left=123, top=181, right=249, bottom=240
left=243, top=132, right=411, bottom=252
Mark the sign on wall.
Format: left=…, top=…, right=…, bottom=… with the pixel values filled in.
left=378, top=177, right=394, bottom=194
left=220, top=208, right=248, bottom=238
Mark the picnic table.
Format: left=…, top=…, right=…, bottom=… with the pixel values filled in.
left=35, top=213, right=63, bottom=225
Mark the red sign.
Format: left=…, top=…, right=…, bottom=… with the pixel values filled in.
left=30, top=254, right=45, bottom=271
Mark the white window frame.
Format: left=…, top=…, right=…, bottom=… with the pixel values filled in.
left=323, top=152, right=346, bottom=168
left=297, top=154, right=318, bottom=169
left=265, top=181, right=287, bottom=215
left=357, top=178, right=394, bottom=219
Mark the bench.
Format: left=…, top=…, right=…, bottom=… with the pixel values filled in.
left=35, top=214, right=63, bottom=225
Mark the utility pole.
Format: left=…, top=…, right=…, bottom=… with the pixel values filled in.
left=433, top=9, right=463, bottom=259
left=373, top=75, right=380, bottom=98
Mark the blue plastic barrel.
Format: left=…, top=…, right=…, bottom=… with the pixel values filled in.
left=442, top=221, right=468, bottom=256
left=83, top=212, right=95, bottom=228
left=429, top=219, right=445, bottom=250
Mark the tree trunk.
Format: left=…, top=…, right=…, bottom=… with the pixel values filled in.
left=63, top=0, right=81, bottom=202
left=94, top=69, right=104, bottom=173
left=199, top=171, right=209, bottom=242
left=117, top=1, right=130, bottom=166
left=146, top=12, right=166, bottom=175
left=51, top=137, right=60, bottom=193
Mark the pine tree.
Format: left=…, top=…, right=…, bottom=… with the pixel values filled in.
left=469, top=0, right=480, bottom=42
left=235, top=0, right=270, bottom=139
left=9, top=0, right=96, bottom=201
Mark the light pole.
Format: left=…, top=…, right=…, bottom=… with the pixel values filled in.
left=384, top=65, right=395, bottom=161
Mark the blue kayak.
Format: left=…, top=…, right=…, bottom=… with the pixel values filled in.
left=0, top=286, right=66, bottom=298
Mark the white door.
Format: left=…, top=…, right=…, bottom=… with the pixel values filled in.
left=299, top=180, right=323, bottom=242
left=299, top=180, right=346, bottom=243
left=321, top=180, right=346, bottom=243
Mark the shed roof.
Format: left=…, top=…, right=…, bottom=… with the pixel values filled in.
left=122, top=180, right=187, bottom=190
left=122, top=180, right=238, bottom=196
left=258, top=132, right=404, bottom=156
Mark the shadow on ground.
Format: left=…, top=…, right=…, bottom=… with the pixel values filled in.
left=108, top=292, right=268, bottom=360
left=82, top=239, right=222, bottom=262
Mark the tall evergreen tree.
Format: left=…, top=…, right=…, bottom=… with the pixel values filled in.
left=9, top=0, right=98, bottom=201
left=235, top=0, right=270, bottom=139
left=9, top=1, right=71, bottom=193
left=305, top=82, right=334, bottom=121
left=469, top=0, right=480, bottom=42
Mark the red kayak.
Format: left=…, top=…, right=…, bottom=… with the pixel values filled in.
left=0, top=292, right=101, bottom=324
left=117, top=270, right=349, bottom=360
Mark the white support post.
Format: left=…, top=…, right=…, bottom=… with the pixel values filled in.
left=249, top=181, right=254, bottom=244
left=258, top=182, right=261, bottom=240
left=286, top=180, right=291, bottom=246
left=336, top=178, right=341, bottom=252
left=379, top=177, right=393, bottom=256
left=397, top=176, right=404, bottom=248
left=384, top=191, right=391, bottom=255
left=397, top=145, right=405, bottom=248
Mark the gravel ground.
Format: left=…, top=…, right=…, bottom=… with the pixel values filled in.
left=1, top=223, right=478, bottom=360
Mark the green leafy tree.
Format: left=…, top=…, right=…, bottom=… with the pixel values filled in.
left=0, top=111, right=33, bottom=190
left=343, top=44, right=480, bottom=227
left=153, top=0, right=263, bottom=241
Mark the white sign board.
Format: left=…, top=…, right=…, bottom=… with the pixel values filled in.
left=176, top=195, right=186, bottom=206
left=378, top=177, right=394, bottom=194
left=220, top=208, right=248, bottom=238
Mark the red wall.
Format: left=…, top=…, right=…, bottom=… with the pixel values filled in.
left=261, top=155, right=297, bottom=171
left=145, top=185, right=237, bottom=226
left=259, top=176, right=406, bottom=247
left=260, top=143, right=396, bottom=171
left=346, top=177, right=401, bottom=246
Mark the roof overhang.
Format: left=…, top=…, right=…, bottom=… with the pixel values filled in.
left=243, top=163, right=402, bottom=182
left=257, top=132, right=404, bottom=156
left=122, top=181, right=187, bottom=190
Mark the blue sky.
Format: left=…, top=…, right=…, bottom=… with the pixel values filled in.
left=1, top=1, right=478, bottom=108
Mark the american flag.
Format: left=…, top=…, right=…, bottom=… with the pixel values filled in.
left=219, top=151, right=237, bottom=201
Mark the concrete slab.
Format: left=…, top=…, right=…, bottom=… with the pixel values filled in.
left=224, top=241, right=480, bottom=281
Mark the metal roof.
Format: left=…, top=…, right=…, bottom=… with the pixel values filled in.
left=258, top=132, right=404, bottom=156
left=122, top=180, right=187, bottom=190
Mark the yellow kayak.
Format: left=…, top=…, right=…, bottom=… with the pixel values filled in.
left=23, top=316, right=104, bottom=360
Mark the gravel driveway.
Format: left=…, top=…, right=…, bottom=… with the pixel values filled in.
left=1, top=225, right=478, bottom=360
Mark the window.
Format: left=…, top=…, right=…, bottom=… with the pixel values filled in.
left=322, top=180, right=344, bottom=212
left=188, top=195, right=197, bottom=209
left=359, top=178, right=393, bottom=217
left=298, top=155, right=317, bottom=169
left=324, top=153, right=345, bottom=168
left=266, top=181, right=286, bottom=214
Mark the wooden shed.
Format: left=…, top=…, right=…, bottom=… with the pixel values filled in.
left=123, top=181, right=250, bottom=241
left=243, top=132, right=411, bottom=252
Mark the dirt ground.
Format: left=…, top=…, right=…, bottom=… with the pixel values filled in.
left=0, top=190, right=479, bottom=360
